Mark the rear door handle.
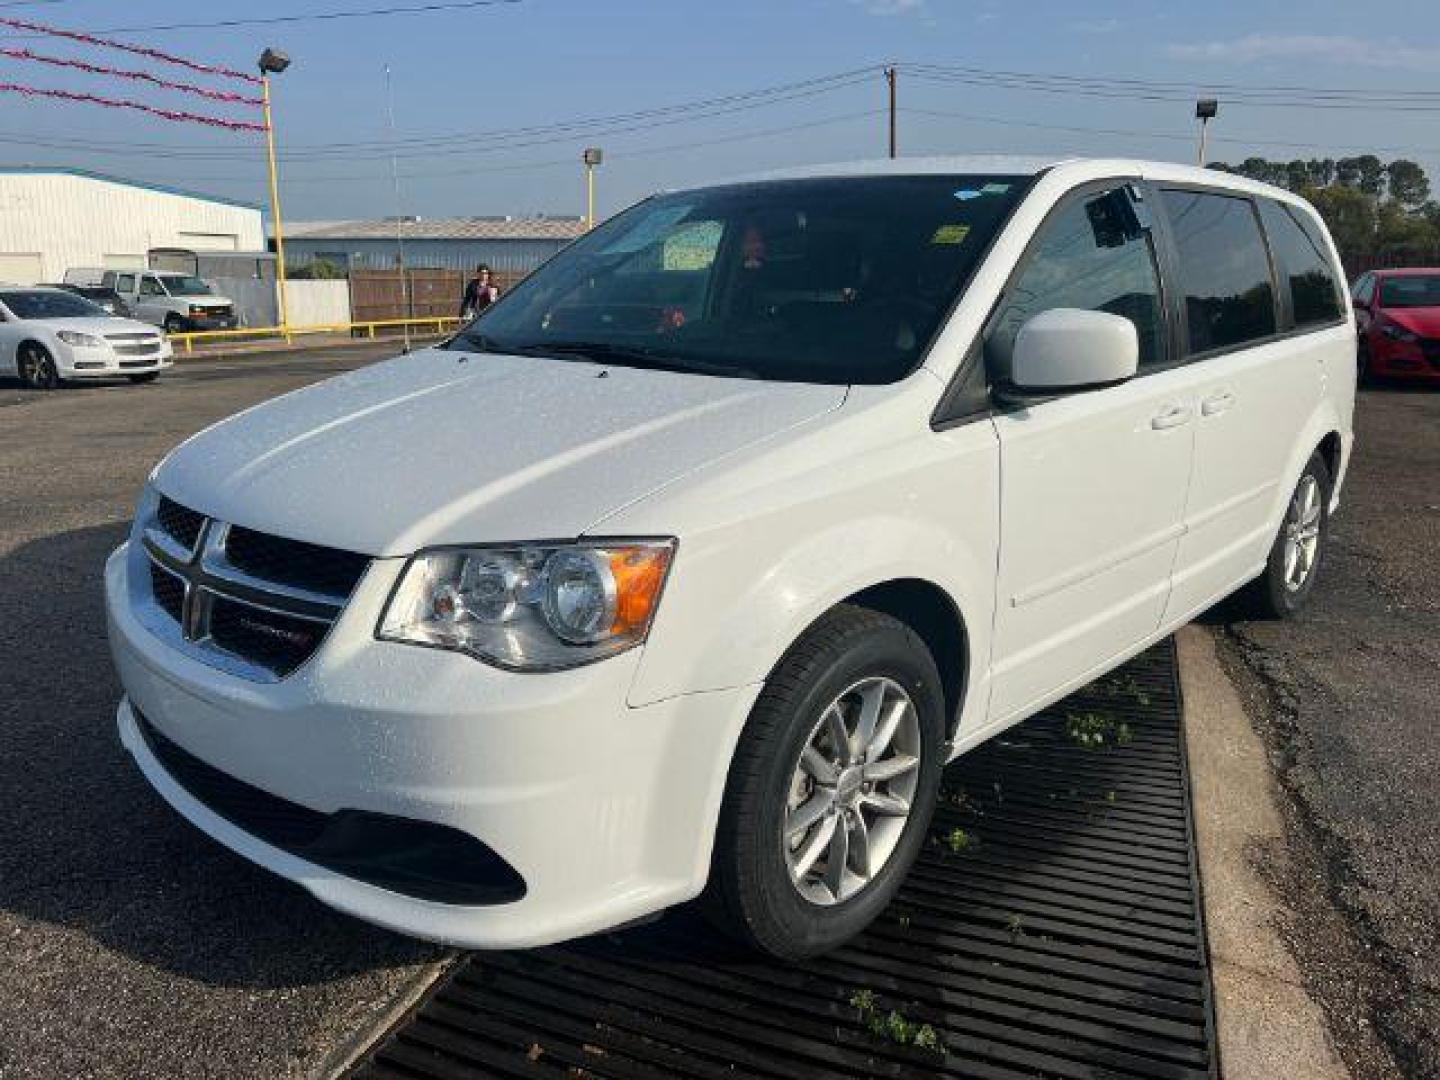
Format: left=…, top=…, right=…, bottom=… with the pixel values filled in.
left=1201, top=391, right=1236, bottom=417
left=1150, top=403, right=1194, bottom=430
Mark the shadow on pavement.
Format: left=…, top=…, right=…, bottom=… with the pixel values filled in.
left=0, top=522, right=441, bottom=990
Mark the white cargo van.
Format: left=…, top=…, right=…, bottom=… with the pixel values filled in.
left=100, top=269, right=237, bottom=333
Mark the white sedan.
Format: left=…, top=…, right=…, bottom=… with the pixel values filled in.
left=0, top=286, right=173, bottom=389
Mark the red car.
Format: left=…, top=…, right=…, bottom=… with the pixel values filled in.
left=1351, top=268, right=1440, bottom=381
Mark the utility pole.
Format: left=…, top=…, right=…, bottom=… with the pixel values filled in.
left=886, top=65, right=897, bottom=159
left=385, top=63, right=412, bottom=352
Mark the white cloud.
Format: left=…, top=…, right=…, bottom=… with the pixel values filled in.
left=1166, top=34, right=1440, bottom=71
left=854, top=0, right=924, bottom=15
left=1072, top=18, right=1120, bottom=35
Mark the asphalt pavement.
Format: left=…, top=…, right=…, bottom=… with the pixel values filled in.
left=1215, top=383, right=1440, bottom=1079
left=0, top=345, right=450, bottom=1080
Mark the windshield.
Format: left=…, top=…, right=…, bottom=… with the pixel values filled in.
left=1381, top=275, right=1440, bottom=309
left=0, top=290, right=106, bottom=320
left=446, top=175, right=1029, bottom=384
left=158, top=274, right=213, bottom=296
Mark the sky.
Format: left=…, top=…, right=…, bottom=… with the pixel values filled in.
left=1, top=0, right=1439, bottom=225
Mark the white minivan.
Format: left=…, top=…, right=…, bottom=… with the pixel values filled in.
left=105, top=157, right=1354, bottom=959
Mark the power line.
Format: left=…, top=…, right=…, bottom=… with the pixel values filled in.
left=907, top=66, right=1440, bottom=113
left=904, top=61, right=1440, bottom=103
left=45, top=108, right=889, bottom=187
left=0, top=67, right=881, bottom=161
left=0, top=0, right=523, bottom=36
left=900, top=105, right=1440, bottom=158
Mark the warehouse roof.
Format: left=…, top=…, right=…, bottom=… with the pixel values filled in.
left=0, top=165, right=262, bottom=210
left=286, top=216, right=587, bottom=242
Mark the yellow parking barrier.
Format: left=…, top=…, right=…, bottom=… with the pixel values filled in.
left=170, top=316, right=464, bottom=355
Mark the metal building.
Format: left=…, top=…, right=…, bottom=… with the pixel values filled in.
left=283, top=216, right=586, bottom=279
left=0, top=166, right=264, bottom=284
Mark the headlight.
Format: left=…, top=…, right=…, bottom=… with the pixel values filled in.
left=57, top=330, right=104, bottom=348
left=1381, top=323, right=1418, bottom=343
left=377, top=540, right=675, bottom=670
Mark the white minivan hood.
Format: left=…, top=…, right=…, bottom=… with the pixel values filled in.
left=154, top=348, right=846, bottom=556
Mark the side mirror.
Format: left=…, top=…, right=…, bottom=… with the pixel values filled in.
left=1011, top=308, right=1139, bottom=392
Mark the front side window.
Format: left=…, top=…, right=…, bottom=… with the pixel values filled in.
left=986, top=186, right=1165, bottom=380
left=1352, top=274, right=1375, bottom=305
left=1378, top=274, right=1440, bottom=309
left=139, top=277, right=165, bottom=297
left=447, top=175, right=1028, bottom=384
left=116, top=274, right=135, bottom=293
left=0, top=290, right=106, bottom=319
left=1258, top=200, right=1343, bottom=327
left=1160, top=190, right=1277, bottom=354
left=159, top=274, right=213, bottom=297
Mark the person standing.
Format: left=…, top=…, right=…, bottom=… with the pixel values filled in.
left=460, top=264, right=499, bottom=320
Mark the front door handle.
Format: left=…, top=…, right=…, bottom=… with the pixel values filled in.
left=1201, top=391, right=1236, bottom=417
left=1150, top=403, right=1194, bottom=430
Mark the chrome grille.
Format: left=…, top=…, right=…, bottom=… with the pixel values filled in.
left=137, top=497, right=369, bottom=681
left=113, top=343, right=162, bottom=357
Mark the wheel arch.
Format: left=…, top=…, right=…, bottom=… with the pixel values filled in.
left=840, top=578, right=969, bottom=740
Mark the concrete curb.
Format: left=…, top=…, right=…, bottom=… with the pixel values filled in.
left=173, top=332, right=448, bottom=363
left=1178, top=625, right=1349, bottom=1079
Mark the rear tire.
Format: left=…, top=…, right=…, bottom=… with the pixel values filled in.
left=17, top=343, right=60, bottom=390
left=163, top=314, right=184, bottom=335
left=705, top=605, right=945, bottom=960
left=1239, top=452, right=1332, bottom=619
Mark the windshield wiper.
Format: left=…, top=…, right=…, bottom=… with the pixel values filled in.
left=514, top=341, right=758, bottom=379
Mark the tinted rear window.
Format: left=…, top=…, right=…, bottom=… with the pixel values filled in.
left=1160, top=190, right=1277, bottom=354
left=1258, top=200, right=1342, bottom=327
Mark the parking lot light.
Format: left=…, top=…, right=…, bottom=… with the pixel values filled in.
left=259, top=48, right=293, bottom=337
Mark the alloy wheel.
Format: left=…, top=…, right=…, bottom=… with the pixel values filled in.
left=20, top=348, right=57, bottom=390
left=782, top=676, right=922, bottom=906
left=1283, top=474, right=1322, bottom=592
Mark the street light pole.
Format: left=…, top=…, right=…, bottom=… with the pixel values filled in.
left=583, top=147, right=603, bottom=230
left=1195, top=98, right=1218, bottom=168
left=259, top=48, right=292, bottom=339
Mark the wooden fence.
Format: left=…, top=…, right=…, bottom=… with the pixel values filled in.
left=348, top=267, right=529, bottom=324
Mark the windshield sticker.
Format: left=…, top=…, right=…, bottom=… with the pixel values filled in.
left=953, top=189, right=980, bottom=201
left=598, top=204, right=694, bottom=254
left=980, top=182, right=1012, bottom=195
left=931, top=224, right=972, bottom=245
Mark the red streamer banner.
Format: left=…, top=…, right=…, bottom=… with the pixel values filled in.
left=0, top=17, right=261, bottom=85
left=0, top=47, right=263, bottom=106
left=0, top=82, right=267, bottom=131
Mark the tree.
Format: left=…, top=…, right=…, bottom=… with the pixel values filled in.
left=1285, top=160, right=1311, bottom=192
left=1334, top=157, right=1361, bottom=189
left=1302, top=184, right=1375, bottom=255
left=1355, top=154, right=1385, bottom=197
left=1385, top=160, right=1430, bottom=207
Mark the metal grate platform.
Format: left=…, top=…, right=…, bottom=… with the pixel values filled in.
left=349, top=639, right=1216, bottom=1079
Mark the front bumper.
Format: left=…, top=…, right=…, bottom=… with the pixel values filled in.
left=176, top=313, right=236, bottom=331
left=61, top=343, right=174, bottom=378
left=105, top=543, right=759, bottom=948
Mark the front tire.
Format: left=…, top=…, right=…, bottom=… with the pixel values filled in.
left=1241, top=452, right=1332, bottom=618
left=163, top=314, right=185, bottom=335
left=706, top=605, right=945, bottom=960
left=127, top=372, right=160, bottom=384
left=17, top=343, right=60, bottom=390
